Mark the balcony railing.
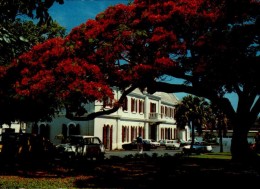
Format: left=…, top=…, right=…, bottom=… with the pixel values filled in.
left=149, top=112, right=174, bottom=123
left=149, top=112, right=164, bottom=119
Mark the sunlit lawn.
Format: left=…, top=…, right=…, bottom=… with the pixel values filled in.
left=0, top=176, right=76, bottom=189
left=0, top=174, right=114, bottom=189
left=188, top=152, right=232, bottom=160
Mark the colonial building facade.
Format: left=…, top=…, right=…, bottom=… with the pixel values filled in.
left=26, top=88, right=190, bottom=150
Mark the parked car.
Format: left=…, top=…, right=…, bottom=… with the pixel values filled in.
left=55, top=135, right=105, bottom=160
left=158, top=139, right=166, bottom=146
left=144, top=139, right=160, bottom=149
left=187, top=138, right=199, bottom=144
left=179, top=139, right=189, bottom=146
left=122, top=139, right=151, bottom=151
left=55, top=143, right=75, bottom=160
left=165, top=139, right=181, bottom=150
left=182, top=142, right=213, bottom=154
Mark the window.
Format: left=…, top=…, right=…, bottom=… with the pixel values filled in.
left=122, top=97, right=128, bottom=111
left=122, top=126, right=130, bottom=142
left=150, top=102, right=156, bottom=113
left=39, top=124, right=50, bottom=139
left=139, top=100, right=144, bottom=113
left=62, top=124, right=67, bottom=140
left=165, top=106, right=169, bottom=117
left=131, top=98, right=138, bottom=112
left=161, top=105, right=164, bottom=118
left=103, top=97, right=113, bottom=108
left=170, top=108, right=173, bottom=118
left=69, top=124, right=80, bottom=135
left=165, top=106, right=174, bottom=118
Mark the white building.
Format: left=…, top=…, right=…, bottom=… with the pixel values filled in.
left=25, top=88, right=190, bottom=150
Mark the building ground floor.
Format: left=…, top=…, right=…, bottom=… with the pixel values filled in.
left=24, top=115, right=190, bottom=150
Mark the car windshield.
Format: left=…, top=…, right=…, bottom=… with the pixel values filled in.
left=143, top=139, right=150, bottom=143
left=68, top=136, right=83, bottom=145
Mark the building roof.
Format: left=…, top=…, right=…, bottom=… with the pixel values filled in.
left=153, top=92, right=179, bottom=105
left=130, top=88, right=179, bottom=105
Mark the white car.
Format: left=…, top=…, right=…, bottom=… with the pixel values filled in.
left=187, top=138, right=199, bottom=144
left=182, top=142, right=213, bottom=154
left=144, top=139, right=160, bottom=149
left=165, top=139, right=181, bottom=150
left=55, top=135, right=105, bottom=160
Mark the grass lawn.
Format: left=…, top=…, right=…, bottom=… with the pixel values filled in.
left=0, top=152, right=259, bottom=188
left=188, top=152, right=232, bottom=159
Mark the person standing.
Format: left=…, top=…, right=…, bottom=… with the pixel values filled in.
left=136, top=134, right=143, bottom=154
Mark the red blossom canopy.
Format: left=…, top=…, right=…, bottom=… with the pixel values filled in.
left=14, top=37, right=113, bottom=102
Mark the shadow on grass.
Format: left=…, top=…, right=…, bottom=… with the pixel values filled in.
left=1, top=153, right=260, bottom=188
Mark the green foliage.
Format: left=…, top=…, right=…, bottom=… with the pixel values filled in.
left=203, top=132, right=218, bottom=144
left=0, top=0, right=64, bottom=25
left=0, top=19, right=65, bottom=66
left=0, top=0, right=65, bottom=66
left=175, top=95, right=210, bottom=133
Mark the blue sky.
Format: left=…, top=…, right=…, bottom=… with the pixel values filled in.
left=49, top=0, right=239, bottom=110
left=49, top=0, right=127, bottom=33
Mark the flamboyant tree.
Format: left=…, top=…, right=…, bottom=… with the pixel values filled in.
left=4, top=0, right=260, bottom=162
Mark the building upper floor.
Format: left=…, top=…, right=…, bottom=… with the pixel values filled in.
left=85, top=88, right=179, bottom=123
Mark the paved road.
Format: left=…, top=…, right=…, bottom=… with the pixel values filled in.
left=104, top=144, right=230, bottom=159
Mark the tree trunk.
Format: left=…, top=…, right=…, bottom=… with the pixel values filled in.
left=218, top=128, right=223, bottom=153
left=231, top=120, right=258, bottom=163
left=191, top=121, right=195, bottom=146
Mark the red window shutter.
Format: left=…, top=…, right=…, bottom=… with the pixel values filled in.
left=110, top=126, right=113, bottom=150
left=123, top=97, right=128, bottom=111
left=131, top=98, right=134, bottom=112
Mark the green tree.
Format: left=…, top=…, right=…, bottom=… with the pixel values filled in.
left=0, top=0, right=65, bottom=66
left=0, top=19, right=65, bottom=66
left=0, top=0, right=64, bottom=25
left=209, top=103, right=230, bottom=152
left=175, top=95, right=210, bottom=147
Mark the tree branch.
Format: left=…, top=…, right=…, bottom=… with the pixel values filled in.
left=146, top=81, right=237, bottom=121
left=65, top=85, right=137, bottom=121
left=251, top=97, right=260, bottom=118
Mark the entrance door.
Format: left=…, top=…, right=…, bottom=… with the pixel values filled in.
left=150, top=123, right=157, bottom=140
left=103, top=125, right=113, bottom=150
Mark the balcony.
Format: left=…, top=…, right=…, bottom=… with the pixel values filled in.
left=149, top=112, right=162, bottom=119
left=149, top=112, right=175, bottom=124
left=149, top=113, right=165, bottom=123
